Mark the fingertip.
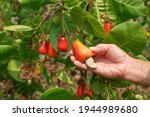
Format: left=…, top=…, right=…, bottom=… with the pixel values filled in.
left=89, top=47, right=94, bottom=50
left=90, top=47, right=97, bottom=52
left=70, top=50, right=74, bottom=55
left=70, top=56, right=75, bottom=62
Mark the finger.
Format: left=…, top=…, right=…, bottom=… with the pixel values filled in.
left=70, top=50, right=74, bottom=56
left=73, top=61, right=88, bottom=70
left=70, top=56, right=76, bottom=62
left=71, top=55, right=88, bottom=70
left=90, top=44, right=110, bottom=56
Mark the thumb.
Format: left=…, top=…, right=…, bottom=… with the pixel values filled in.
left=90, top=44, right=110, bottom=56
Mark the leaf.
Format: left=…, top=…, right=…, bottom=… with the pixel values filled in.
left=7, top=59, right=25, bottom=82
left=43, top=67, right=51, bottom=83
left=0, top=31, right=10, bottom=45
left=78, top=0, right=87, bottom=9
left=91, top=78, right=105, bottom=95
left=84, top=96, right=91, bottom=100
left=49, top=23, right=60, bottom=51
left=63, top=0, right=80, bottom=7
left=31, top=82, right=45, bottom=93
left=0, top=63, right=7, bottom=73
left=64, top=57, right=75, bottom=68
left=18, top=0, right=57, bottom=10
left=52, top=11, right=61, bottom=27
left=110, top=79, right=131, bottom=88
left=70, top=7, right=105, bottom=38
left=0, top=75, right=5, bottom=82
left=13, top=39, right=22, bottom=47
left=3, top=25, right=33, bottom=32
left=57, top=69, right=73, bottom=85
left=16, top=81, right=44, bottom=96
left=0, top=45, right=18, bottom=60
left=19, top=38, right=39, bottom=61
left=91, top=93, right=103, bottom=100
left=64, top=13, right=77, bottom=32
left=15, top=82, right=28, bottom=94
left=108, top=88, right=117, bottom=100
left=135, top=55, right=148, bottom=61
left=108, top=0, right=146, bottom=21
left=122, top=90, right=136, bottom=100
left=41, top=88, right=74, bottom=100
left=96, top=0, right=116, bottom=23
left=103, top=21, right=147, bottom=55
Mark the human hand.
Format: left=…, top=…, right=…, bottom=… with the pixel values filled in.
left=70, top=44, right=131, bottom=79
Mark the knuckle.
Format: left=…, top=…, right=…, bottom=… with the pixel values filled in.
left=109, top=44, right=117, bottom=48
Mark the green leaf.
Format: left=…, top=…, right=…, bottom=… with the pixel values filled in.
left=18, top=0, right=57, bottom=10
left=0, top=45, right=18, bottom=60
left=19, top=38, right=39, bottom=61
left=0, top=63, right=7, bottom=73
left=15, top=82, right=28, bottom=94
left=96, top=0, right=116, bottom=23
left=63, top=0, right=80, bottom=7
left=62, top=56, right=75, bottom=68
left=0, top=75, right=5, bottom=82
left=135, top=55, right=148, bottom=61
left=7, top=59, right=25, bottom=82
left=91, top=93, right=103, bottom=100
left=70, top=7, right=105, bottom=38
left=110, top=79, right=131, bottom=88
left=64, top=13, right=77, bottom=32
left=31, top=82, right=45, bottom=93
left=43, top=67, right=51, bottom=83
left=57, top=69, right=73, bottom=85
left=78, top=0, right=87, bottom=9
left=122, top=90, right=136, bottom=100
left=41, top=88, right=74, bottom=100
left=49, top=23, right=60, bottom=51
left=108, top=0, right=146, bottom=21
left=0, top=31, right=10, bottom=45
left=16, top=81, right=44, bottom=96
left=3, top=25, right=33, bottom=32
left=52, top=11, right=61, bottom=27
left=103, top=21, right=147, bottom=55
left=13, top=39, right=22, bottom=47
left=84, top=96, right=91, bottom=100
left=91, top=78, right=105, bottom=95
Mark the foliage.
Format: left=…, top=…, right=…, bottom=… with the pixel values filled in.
left=0, top=0, right=150, bottom=100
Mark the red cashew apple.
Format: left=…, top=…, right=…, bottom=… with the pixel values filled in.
left=47, top=41, right=58, bottom=57
left=57, top=36, right=68, bottom=52
left=103, top=21, right=113, bottom=33
left=86, top=86, right=92, bottom=97
left=77, top=82, right=84, bottom=98
left=38, top=41, right=47, bottom=54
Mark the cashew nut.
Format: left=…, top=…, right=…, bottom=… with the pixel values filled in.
left=85, top=57, right=97, bottom=69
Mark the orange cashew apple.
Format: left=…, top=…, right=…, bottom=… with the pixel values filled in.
left=72, top=40, right=97, bottom=69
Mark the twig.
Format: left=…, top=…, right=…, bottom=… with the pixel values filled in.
left=29, top=11, right=51, bottom=40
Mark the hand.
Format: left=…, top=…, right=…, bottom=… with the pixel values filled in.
left=70, top=44, right=131, bottom=79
